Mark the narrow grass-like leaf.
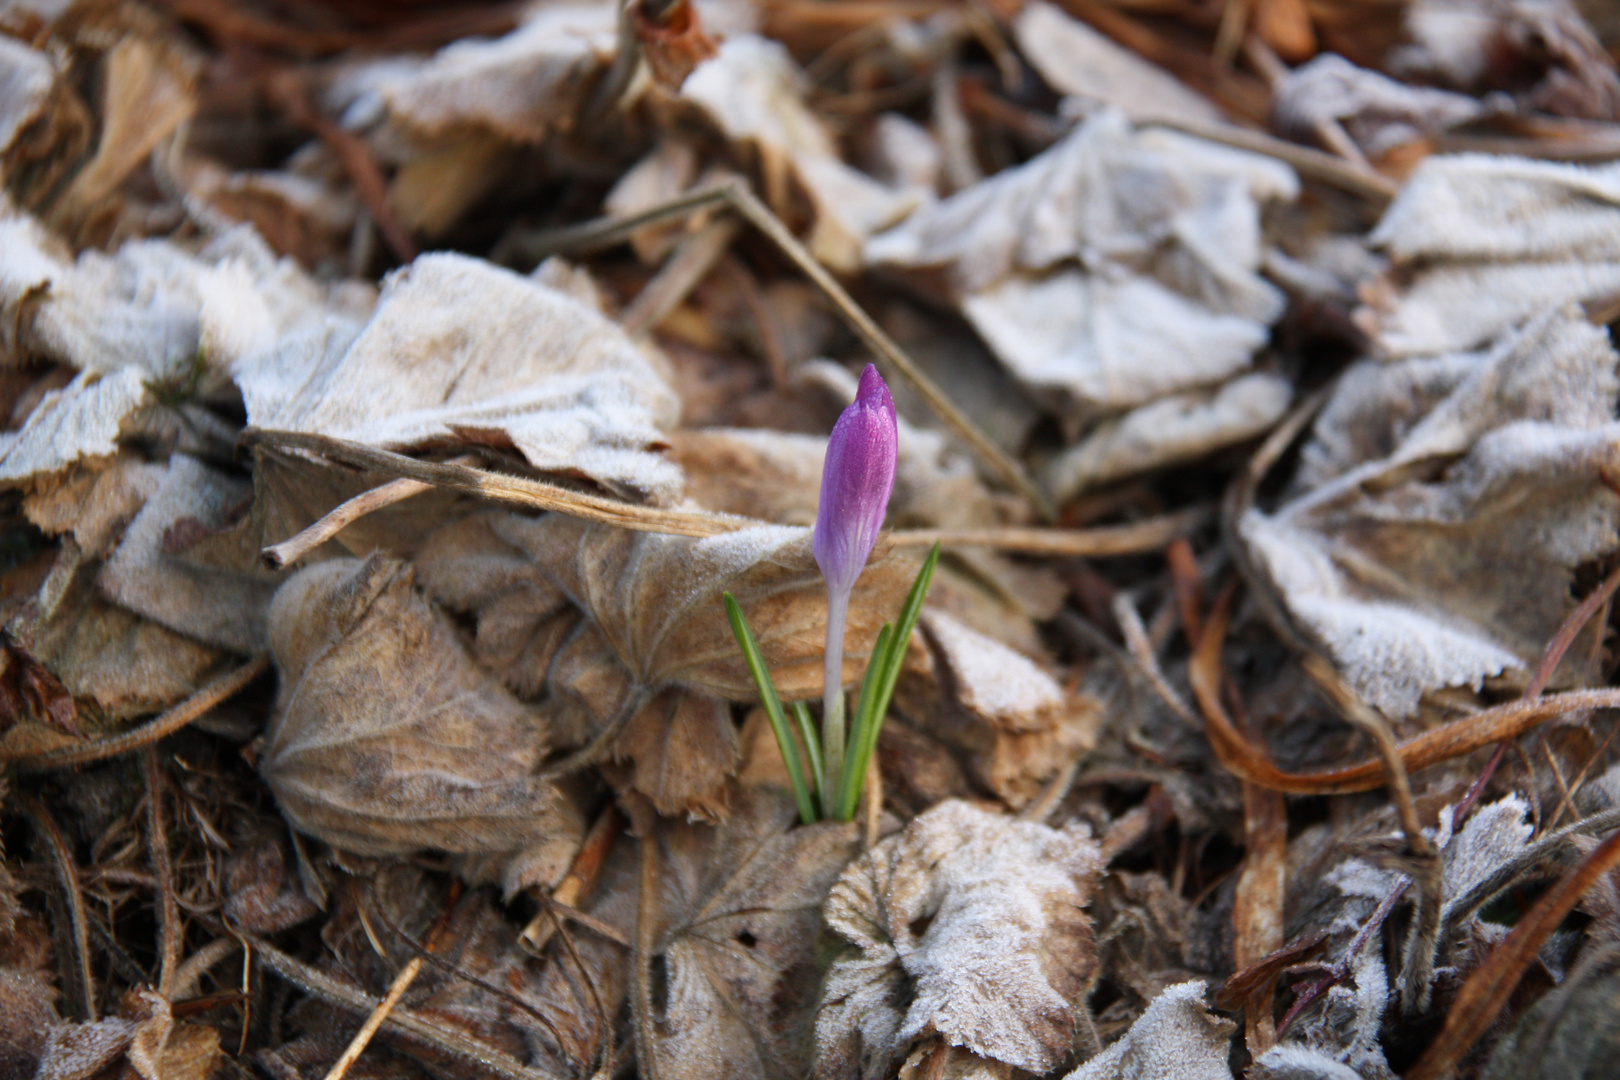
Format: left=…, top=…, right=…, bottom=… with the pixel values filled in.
left=724, top=593, right=818, bottom=824
left=791, top=699, right=825, bottom=810
left=835, top=622, right=893, bottom=820
left=834, top=543, right=941, bottom=821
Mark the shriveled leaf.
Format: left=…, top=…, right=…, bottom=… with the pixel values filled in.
left=1238, top=306, right=1620, bottom=715
left=223, top=833, right=322, bottom=934
left=1362, top=154, right=1620, bottom=357
left=1065, top=981, right=1234, bottom=1080
left=867, top=108, right=1296, bottom=442
left=817, top=799, right=1102, bottom=1079
left=99, top=454, right=275, bottom=654
left=237, top=252, right=684, bottom=503
left=17, top=546, right=220, bottom=721
left=890, top=612, right=1099, bottom=808
left=681, top=37, right=925, bottom=271
left=375, top=4, right=616, bottom=143
left=260, top=554, right=584, bottom=896
left=650, top=784, right=863, bottom=1080
left=0, top=904, right=59, bottom=1080
left=498, top=514, right=914, bottom=700
left=1015, top=2, right=1223, bottom=125
left=1272, top=54, right=1482, bottom=160
left=22, top=453, right=165, bottom=558
left=36, top=993, right=219, bottom=1080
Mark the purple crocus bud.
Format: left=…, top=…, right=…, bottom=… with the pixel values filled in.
left=813, top=364, right=898, bottom=595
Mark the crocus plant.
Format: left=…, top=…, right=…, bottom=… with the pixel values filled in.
left=724, top=365, right=941, bottom=823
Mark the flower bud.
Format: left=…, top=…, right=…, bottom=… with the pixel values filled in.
left=814, top=364, right=898, bottom=596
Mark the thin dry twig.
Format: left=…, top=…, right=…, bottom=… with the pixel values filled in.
left=9, top=656, right=270, bottom=769
left=21, top=794, right=96, bottom=1020
left=633, top=833, right=665, bottom=1080
left=321, top=880, right=464, bottom=1080
left=246, top=430, right=1206, bottom=554
left=522, top=805, right=622, bottom=956
left=251, top=937, right=566, bottom=1080
left=261, top=456, right=478, bottom=569
left=144, top=748, right=182, bottom=999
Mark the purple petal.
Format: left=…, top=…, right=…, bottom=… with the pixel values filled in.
left=814, top=364, right=899, bottom=595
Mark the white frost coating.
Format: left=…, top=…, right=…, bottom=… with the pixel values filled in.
left=866, top=107, right=1294, bottom=436
left=378, top=2, right=616, bottom=142
left=0, top=36, right=55, bottom=154
left=235, top=252, right=684, bottom=503
left=0, top=368, right=151, bottom=484
left=683, top=37, right=923, bottom=271
left=1016, top=2, right=1222, bottom=125
left=818, top=800, right=1101, bottom=1077
left=1064, top=980, right=1235, bottom=1080
left=1046, top=371, right=1292, bottom=498
left=1364, top=155, right=1620, bottom=356
left=1252, top=1045, right=1364, bottom=1080
left=1439, top=795, right=1533, bottom=924
left=963, top=272, right=1270, bottom=420
left=1239, top=306, right=1620, bottom=716
left=922, top=611, right=1063, bottom=732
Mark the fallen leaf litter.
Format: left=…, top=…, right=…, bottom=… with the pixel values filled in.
left=4, top=1, right=1620, bottom=1078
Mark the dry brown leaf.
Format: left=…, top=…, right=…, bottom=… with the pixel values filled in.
left=260, top=554, right=584, bottom=896
left=817, top=799, right=1102, bottom=1079
left=47, top=35, right=197, bottom=234
left=648, top=784, right=864, bottom=1080
left=905, top=611, right=1101, bottom=808
left=682, top=37, right=927, bottom=272
left=1238, top=305, right=1620, bottom=716
left=414, top=511, right=578, bottom=699
left=15, top=545, right=220, bottom=722
left=236, top=252, right=684, bottom=503
left=500, top=514, right=915, bottom=701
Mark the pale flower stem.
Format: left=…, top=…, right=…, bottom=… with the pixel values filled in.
left=822, top=586, right=850, bottom=812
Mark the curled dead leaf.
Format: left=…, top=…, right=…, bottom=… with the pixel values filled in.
left=817, top=799, right=1102, bottom=1079
left=261, top=554, right=583, bottom=896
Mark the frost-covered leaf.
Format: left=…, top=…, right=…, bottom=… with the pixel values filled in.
left=904, top=611, right=1101, bottom=808
left=1044, top=371, right=1292, bottom=500
left=99, top=454, right=275, bottom=654
left=237, top=252, right=684, bottom=503
left=682, top=37, right=926, bottom=272
left=1271, top=54, right=1482, bottom=160
left=867, top=107, right=1296, bottom=438
left=817, top=799, right=1102, bottom=1079
left=1361, top=155, right=1620, bottom=357
left=374, top=3, right=616, bottom=143
left=1015, top=2, right=1223, bottom=125
left=15, top=546, right=221, bottom=721
left=260, top=554, right=584, bottom=897
left=649, top=784, right=863, bottom=1080
left=1065, top=981, right=1234, bottom=1080
left=1238, top=306, right=1620, bottom=716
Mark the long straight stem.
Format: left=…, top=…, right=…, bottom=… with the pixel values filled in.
left=821, top=587, right=850, bottom=813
